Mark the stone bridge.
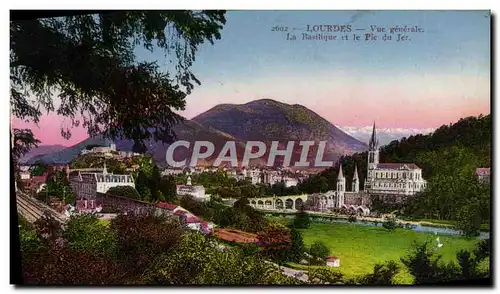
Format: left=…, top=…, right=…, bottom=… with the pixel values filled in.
left=247, top=194, right=309, bottom=211
left=247, top=193, right=371, bottom=216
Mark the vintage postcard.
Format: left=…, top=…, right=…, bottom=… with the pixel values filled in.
left=11, top=10, right=491, bottom=286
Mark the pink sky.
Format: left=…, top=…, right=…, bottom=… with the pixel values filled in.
left=11, top=73, right=490, bottom=146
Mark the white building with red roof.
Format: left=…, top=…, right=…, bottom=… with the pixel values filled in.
left=326, top=256, right=340, bottom=267
left=476, top=168, right=490, bottom=184
left=176, top=175, right=210, bottom=202
left=155, top=201, right=214, bottom=234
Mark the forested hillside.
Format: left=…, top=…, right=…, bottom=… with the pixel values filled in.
left=298, top=114, right=491, bottom=235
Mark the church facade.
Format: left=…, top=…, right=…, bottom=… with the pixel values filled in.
left=308, top=122, right=427, bottom=213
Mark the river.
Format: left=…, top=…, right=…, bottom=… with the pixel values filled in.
left=268, top=213, right=490, bottom=239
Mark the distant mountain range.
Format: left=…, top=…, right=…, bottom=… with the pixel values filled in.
left=336, top=125, right=436, bottom=147
left=20, top=144, right=67, bottom=164
left=21, top=99, right=426, bottom=168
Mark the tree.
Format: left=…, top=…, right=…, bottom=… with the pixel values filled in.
left=11, top=12, right=226, bottom=147
left=29, top=162, right=48, bottom=177
left=455, top=200, right=483, bottom=238
left=141, top=187, right=152, bottom=202
left=62, top=214, right=117, bottom=258
left=240, top=184, right=258, bottom=199
left=11, top=11, right=227, bottom=170
left=135, top=169, right=148, bottom=194
left=217, top=207, right=249, bottom=230
left=456, top=239, right=491, bottom=280
left=140, top=231, right=295, bottom=285
left=37, top=170, right=76, bottom=204
left=292, top=208, right=310, bottom=229
left=400, top=241, right=458, bottom=284
left=149, top=165, right=162, bottom=198
left=156, top=190, right=166, bottom=202
left=257, top=224, right=292, bottom=266
left=109, top=211, right=184, bottom=278
left=382, top=217, right=397, bottom=231
left=12, top=129, right=40, bottom=183
left=308, top=268, right=344, bottom=284
left=233, top=198, right=249, bottom=210
left=308, top=241, right=330, bottom=262
left=22, top=245, right=125, bottom=284
left=159, top=175, right=177, bottom=202
left=358, top=261, right=400, bottom=285
left=180, top=195, right=206, bottom=216
left=33, top=212, right=63, bottom=244
left=284, top=228, right=305, bottom=263
left=106, top=186, right=141, bottom=200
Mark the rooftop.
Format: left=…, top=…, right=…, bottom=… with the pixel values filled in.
left=155, top=202, right=177, bottom=210
left=377, top=163, right=421, bottom=170
left=476, top=168, right=491, bottom=176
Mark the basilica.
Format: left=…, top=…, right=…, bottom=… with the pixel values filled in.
left=319, top=123, right=428, bottom=211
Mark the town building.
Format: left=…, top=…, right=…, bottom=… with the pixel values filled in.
left=21, top=172, right=49, bottom=195
left=262, top=170, right=282, bottom=185
left=176, top=176, right=210, bottom=202
left=476, top=168, right=491, bottom=184
left=118, top=150, right=141, bottom=158
left=326, top=256, right=340, bottom=267
left=80, top=143, right=117, bottom=156
left=69, top=163, right=135, bottom=200
left=162, top=167, right=185, bottom=176
left=19, top=167, right=31, bottom=180
left=283, top=177, right=299, bottom=187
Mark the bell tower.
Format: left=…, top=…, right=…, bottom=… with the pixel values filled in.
left=367, top=121, right=380, bottom=170
left=365, top=122, right=379, bottom=191
left=352, top=164, right=360, bottom=193
left=336, top=164, right=345, bottom=207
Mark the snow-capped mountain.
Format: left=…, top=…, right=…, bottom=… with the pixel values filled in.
left=335, top=125, right=435, bottom=147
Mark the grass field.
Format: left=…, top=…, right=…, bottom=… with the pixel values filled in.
left=289, top=222, right=486, bottom=284
left=98, top=219, right=110, bottom=227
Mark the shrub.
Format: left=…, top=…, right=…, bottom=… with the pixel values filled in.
left=292, top=209, right=310, bottom=229
left=63, top=214, right=117, bottom=258
left=382, top=218, right=397, bottom=231
left=308, top=241, right=329, bottom=261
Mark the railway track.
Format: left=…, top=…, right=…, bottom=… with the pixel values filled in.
left=16, top=192, right=67, bottom=224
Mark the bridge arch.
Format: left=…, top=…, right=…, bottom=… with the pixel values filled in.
left=275, top=199, right=284, bottom=210
left=285, top=198, right=294, bottom=210
left=257, top=200, right=264, bottom=208
left=251, top=200, right=257, bottom=206
left=265, top=200, right=273, bottom=209
left=295, top=198, right=304, bottom=210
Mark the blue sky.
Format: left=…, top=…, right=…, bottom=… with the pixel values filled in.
left=153, top=10, right=489, bottom=128
left=15, top=10, right=491, bottom=145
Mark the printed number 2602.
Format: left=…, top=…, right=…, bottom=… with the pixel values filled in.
left=271, top=26, right=288, bottom=32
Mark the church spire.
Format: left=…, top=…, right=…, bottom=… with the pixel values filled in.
left=369, top=121, right=378, bottom=150
left=338, top=163, right=344, bottom=180
left=353, top=164, right=359, bottom=179
left=103, top=161, right=108, bottom=175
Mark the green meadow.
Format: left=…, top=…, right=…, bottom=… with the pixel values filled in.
left=288, top=222, right=486, bottom=284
